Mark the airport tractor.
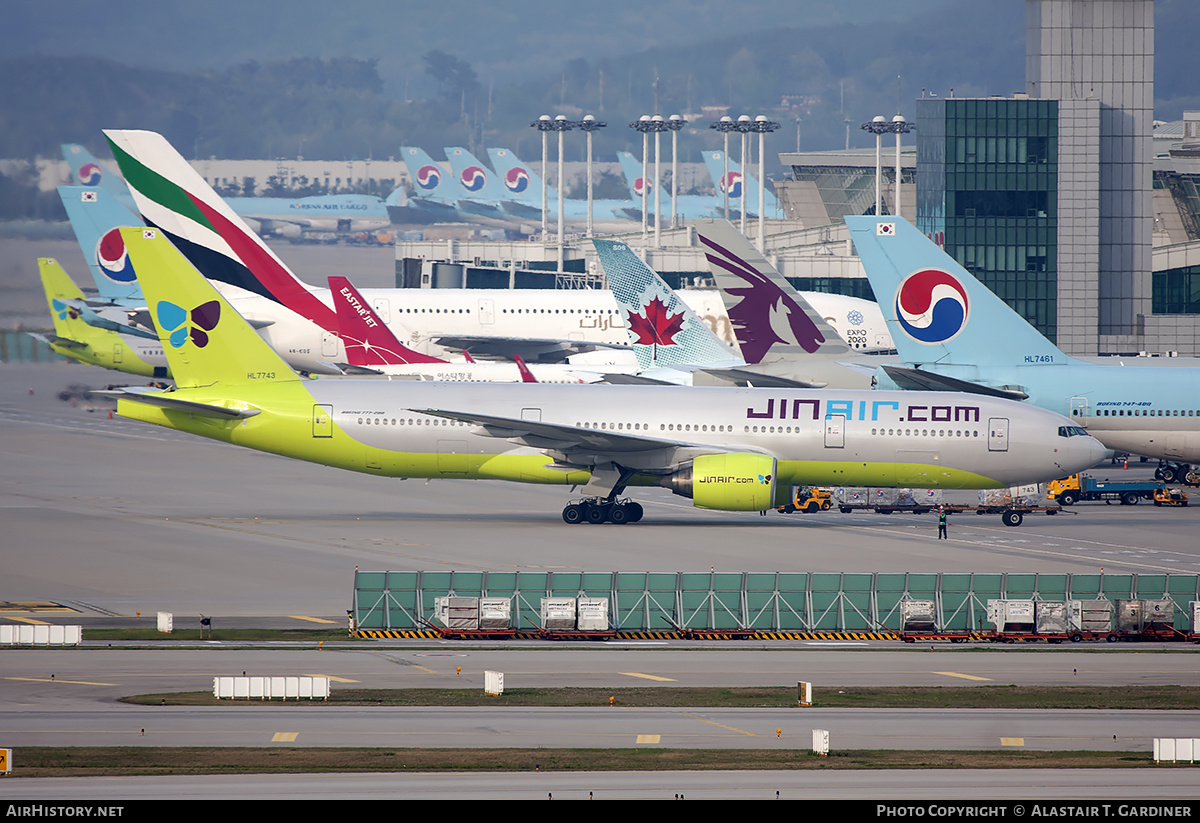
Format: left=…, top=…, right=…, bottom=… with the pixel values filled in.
left=775, top=486, right=834, bottom=515
left=1046, top=473, right=1171, bottom=506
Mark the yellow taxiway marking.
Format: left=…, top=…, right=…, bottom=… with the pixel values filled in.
left=620, top=672, right=677, bottom=682
left=272, top=732, right=299, bottom=742
left=932, top=671, right=993, bottom=681
left=308, top=674, right=359, bottom=683
left=1001, top=738, right=1025, bottom=747
left=679, top=712, right=757, bottom=736
left=289, top=615, right=337, bottom=624
left=5, top=617, right=51, bottom=625
left=636, top=734, right=661, bottom=744
left=6, top=677, right=117, bottom=686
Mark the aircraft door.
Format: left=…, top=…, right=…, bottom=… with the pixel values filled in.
left=321, top=331, right=339, bottom=357
left=1069, top=396, right=1089, bottom=426
left=113, top=344, right=123, bottom=365
left=372, top=298, right=390, bottom=324
left=824, top=414, right=845, bottom=448
left=988, top=417, right=1009, bottom=452
left=312, top=405, right=333, bottom=438
left=478, top=299, right=495, bottom=325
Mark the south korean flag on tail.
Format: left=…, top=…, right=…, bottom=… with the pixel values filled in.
left=876, top=221, right=896, bottom=237
left=81, top=191, right=97, bottom=202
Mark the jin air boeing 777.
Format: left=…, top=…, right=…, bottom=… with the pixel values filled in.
left=105, top=225, right=1103, bottom=524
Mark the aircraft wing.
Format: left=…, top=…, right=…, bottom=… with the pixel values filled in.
left=879, top=365, right=1029, bottom=401
left=410, top=408, right=761, bottom=474
left=107, top=386, right=262, bottom=419
left=697, top=367, right=825, bottom=389
left=429, top=335, right=629, bottom=363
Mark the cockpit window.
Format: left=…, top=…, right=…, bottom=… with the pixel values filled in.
left=1058, top=426, right=1088, bottom=438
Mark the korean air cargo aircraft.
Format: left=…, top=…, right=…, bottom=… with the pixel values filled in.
left=848, top=215, right=1200, bottom=483
left=614, top=151, right=721, bottom=221
left=701, top=150, right=783, bottom=218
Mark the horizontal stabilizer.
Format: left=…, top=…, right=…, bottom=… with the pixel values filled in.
left=43, top=334, right=87, bottom=350
left=880, top=365, right=1029, bottom=401
left=110, top=386, right=262, bottom=419
left=597, top=373, right=677, bottom=386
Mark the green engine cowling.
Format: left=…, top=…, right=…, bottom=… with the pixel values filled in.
left=661, top=453, right=779, bottom=511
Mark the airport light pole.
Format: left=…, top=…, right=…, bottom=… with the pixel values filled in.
left=862, top=115, right=889, bottom=217
left=709, top=115, right=737, bottom=220
left=552, top=115, right=574, bottom=272
left=574, top=114, right=606, bottom=238
left=667, top=115, right=687, bottom=228
left=629, top=115, right=668, bottom=246
left=735, top=115, right=754, bottom=237
left=891, top=114, right=915, bottom=218
left=751, top=115, right=780, bottom=250
left=530, top=115, right=555, bottom=242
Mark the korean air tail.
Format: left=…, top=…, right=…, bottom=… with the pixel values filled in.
left=487, top=147, right=552, bottom=204
left=118, top=227, right=298, bottom=390
left=328, top=275, right=443, bottom=367
left=400, top=147, right=456, bottom=204
left=444, top=147, right=507, bottom=203
left=615, top=151, right=654, bottom=201
left=104, top=129, right=339, bottom=334
left=57, top=185, right=145, bottom=303
left=701, top=151, right=780, bottom=217
left=592, top=239, right=741, bottom=371
left=692, top=219, right=850, bottom=364
left=61, top=143, right=136, bottom=210
left=845, top=216, right=1074, bottom=368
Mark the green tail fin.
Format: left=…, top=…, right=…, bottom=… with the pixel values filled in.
left=118, top=227, right=299, bottom=388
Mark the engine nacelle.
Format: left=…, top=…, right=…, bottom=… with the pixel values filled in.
left=661, top=453, right=778, bottom=511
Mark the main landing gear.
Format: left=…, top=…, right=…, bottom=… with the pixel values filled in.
left=1155, top=462, right=1199, bottom=485
left=562, top=497, right=644, bottom=525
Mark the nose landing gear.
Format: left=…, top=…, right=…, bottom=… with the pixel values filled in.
left=562, top=497, right=644, bottom=524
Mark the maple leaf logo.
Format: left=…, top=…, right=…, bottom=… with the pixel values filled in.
left=627, top=295, right=685, bottom=362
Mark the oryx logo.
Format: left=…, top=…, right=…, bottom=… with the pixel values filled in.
left=78, top=162, right=103, bottom=186
left=504, top=166, right=530, bottom=193
left=95, top=229, right=137, bottom=283
left=720, top=171, right=743, bottom=199
left=156, top=300, right=220, bottom=348
left=460, top=166, right=487, bottom=192
left=415, top=165, right=441, bottom=190
left=894, top=268, right=970, bottom=344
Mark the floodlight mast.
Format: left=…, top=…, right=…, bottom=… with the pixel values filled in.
left=751, top=115, right=780, bottom=250
left=530, top=115, right=555, bottom=242
left=709, top=115, right=737, bottom=220
left=575, top=115, right=607, bottom=238
left=667, top=115, right=687, bottom=228
left=629, top=115, right=668, bottom=247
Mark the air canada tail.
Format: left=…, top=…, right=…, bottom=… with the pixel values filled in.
left=57, top=185, right=145, bottom=302
left=103, top=130, right=339, bottom=334
left=118, top=227, right=299, bottom=389
left=328, top=275, right=443, bottom=367
left=845, top=216, right=1074, bottom=368
left=592, top=239, right=741, bottom=371
left=692, top=219, right=850, bottom=363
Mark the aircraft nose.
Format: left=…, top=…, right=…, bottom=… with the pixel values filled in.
left=1069, top=435, right=1107, bottom=473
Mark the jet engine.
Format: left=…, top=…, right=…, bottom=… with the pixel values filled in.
left=660, top=453, right=779, bottom=511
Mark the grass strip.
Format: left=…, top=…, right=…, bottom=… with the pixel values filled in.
left=8, top=747, right=1160, bottom=778
left=122, top=685, right=1200, bottom=710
